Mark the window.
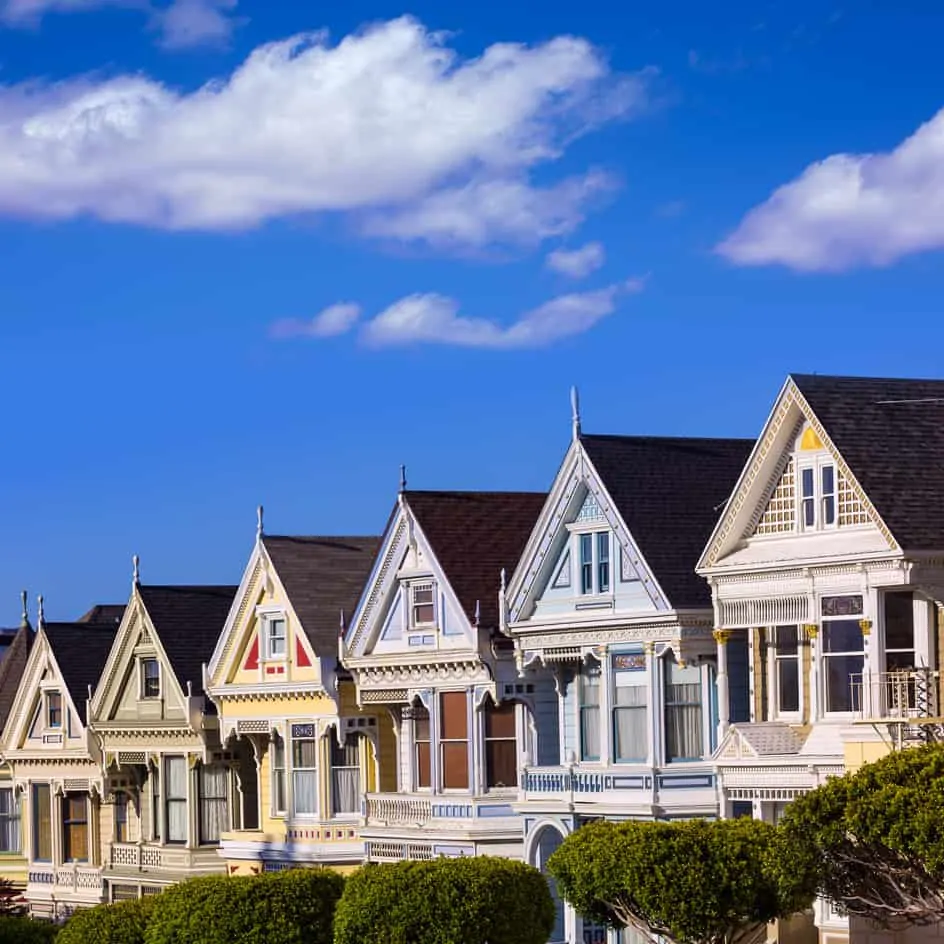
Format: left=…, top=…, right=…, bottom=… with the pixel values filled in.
left=580, top=534, right=593, bottom=594
left=823, top=621, right=864, bottom=713
left=265, top=617, right=287, bottom=660
left=150, top=765, right=161, bottom=842
left=0, top=789, right=19, bottom=853
left=198, top=765, right=228, bottom=844
left=165, top=756, right=188, bottom=843
left=46, top=692, right=62, bottom=729
left=612, top=654, right=648, bottom=762
left=271, top=734, right=287, bottom=814
left=799, top=460, right=837, bottom=530
left=440, top=691, right=469, bottom=789
left=330, top=736, right=360, bottom=815
left=579, top=664, right=600, bottom=761
left=141, top=659, right=160, bottom=699
left=484, top=701, right=517, bottom=788
left=114, top=793, right=128, bottom=843
left=411, top=583, right=435, bottom=627
left=883, top=592, right=917, bottom=714
left=412, top=708, right=431, bottom=789
left=597, top=533, right=610, bottom=593
left=578, top=532, right=611, bottom=595
left=32, top=784, right=51, bottom=861
left=664, top=659, right=703, bottom=761
left=291, top=724, right=318, bottom=815
left=774, top=625, right=800, bottom=714
left=62, top=793, right=88, bottom=862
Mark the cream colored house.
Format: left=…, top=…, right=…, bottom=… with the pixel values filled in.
left=205, top=522, right=383, bottom=875
left=87, top=574, right=237, bottom=902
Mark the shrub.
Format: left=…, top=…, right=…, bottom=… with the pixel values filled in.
left=144, top=869, right=344, bottom=944
left=334, top=856, right=555, bottom=944
left=547, top=818, right=817, bottom=944
left=0, top=915, right=59, bottom=944
left=57, top=897, right=155, bottom=944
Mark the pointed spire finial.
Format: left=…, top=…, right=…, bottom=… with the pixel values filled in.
left=132, top=554, right=140, bottom=585
left=571, top=386, right=581, bottom=440
left=474, top=599, right=481, bottom=627
left=37, top=594, right=45, bottom=628
left=399, top=464, right=407, bottom=493
left=339, top=609, right=347, bottom=636
left=257, top=505, right=264, bottom=539
left=500, top=567, right=507, bottom=593
left=20, top=590, right=28, bottom=627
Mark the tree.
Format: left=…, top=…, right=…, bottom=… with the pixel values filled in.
left=779, top=743, right=944, bottom=928
left=0, top=879, right=26, bottom=917
left=546, top=818, right=816, bottom=944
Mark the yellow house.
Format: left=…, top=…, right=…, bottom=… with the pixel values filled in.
left=205, top=516, right=383, bottom=875
left=88, top=570, right=238, bottom=902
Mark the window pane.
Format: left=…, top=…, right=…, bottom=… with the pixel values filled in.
left=580, top=534, right=593, bottom=594
left=801, top=467, right=814, bottom=497
left=665, top=662, right=702, bottom=761
left=292, top=771, right=318, bottom=814
left=415, top=742, right=431, bottom=788
left=292, top=739, right=318, bottom=768
left=199, top=765, right=228, bottom=843
left=823, top=495, right=836, bottom=525
left=580, top=707, right=600, bottom=760
left=613, top=684, right=647, bottom=762
left=775, top=625, right=798, bottom=656
left=331, top=736, right=360, bottom=815
left=777, top=660, right=800, bottom=713
left=826, top=654, right=864, bottom=712
left=484, top=702, right=516, bottom=739
left=803, top=498, right=815, bottom=527
left=485, top=741, right=517, bottom=788
left=821, top=465, right=835, bottom=495
left=33, top=784, right=51, bottom=861
left=884, top=592, right=915, bottom=651
left=441, top=742, right=469, bottom=789
left=440, top=692, right=468, bottom=740
left=824, top=620, right=864, bottom=653
left=597, top=533, right=610, bottom=593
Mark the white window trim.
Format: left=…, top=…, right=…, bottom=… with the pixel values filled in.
left=256, top=607, right=289, bottom=662
left=767, top=626, right=803, bottom=723
left=566, top=529, right=613, bottom=598
left=660, top=658, right=710, bottom=765
left=288, top=722, right=319, bottom=819
left=408, top=581, right=437, bottom=630
left=139, top=657, right=162, bottom=700
left=270, top=731, right=287, bottom=818
left=796, top=455, right=838, bottom=533
left=818, top=606, right=867, bottom=720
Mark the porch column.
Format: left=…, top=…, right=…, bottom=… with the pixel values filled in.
left=713, top=629, right=731, bottom=739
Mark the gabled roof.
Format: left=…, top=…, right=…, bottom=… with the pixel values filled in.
left=261, top=535, right=382, bottom=654
left=404, top=490, right=547, bottom=628
left=137, top=585, right=237, bottom=699
left=0, top=622, right=33, bottom=735
left=792, top=374, right=944, bottom=551
left=77, top=603, right=126, bottom=626
left=580, top=435, right=754, bottom=608
left=43, top=620, right=120, bottom=716
left=733, top=722, right=808, bottom=756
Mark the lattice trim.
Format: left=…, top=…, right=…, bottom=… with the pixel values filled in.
left=218, top=558, right=262, bottom=681
left=752, top=455, right=797, bottom=536
left=837, top=468, right=870, bottom=526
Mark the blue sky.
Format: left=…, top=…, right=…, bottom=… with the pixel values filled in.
left=2, top=0, right=944, bottom=622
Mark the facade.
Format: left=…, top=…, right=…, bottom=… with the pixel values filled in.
left=342, top=489, right=547, bottom=866
left=88, top=577, right=237, bottom=901
left=699, top=374, right=944, bottom=944
left=205, top=524, right=382, bottom=875
left=2, top=607, right=120, bottom=919
left=506, top=422, right=753, bottom=944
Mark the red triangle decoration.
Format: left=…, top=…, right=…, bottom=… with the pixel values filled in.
left=296, top=636, right=312, bottom=668
left=243, top=635, right=259, bottom=671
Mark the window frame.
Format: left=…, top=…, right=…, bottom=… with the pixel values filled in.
left=164, top=755, right=188, bottom=845
left=329, top=734, right=361, bottom=816
left=410, top=582, right=436, bottom=628
left=197, top=764, right=228, bottom=845
left=578, top=662, right=601, bottom=762
left=411, top=706, right=431, bottom=790
left=663, top=658, right=705, bottom=763
left=31, top=783, right=51, bottom=862
left=484, top=700, right=518, bottom=790
left=140, top=658, right=161, bottom=699
left=61, top=792, right=89, bottom=863
left=611, top=653, right=649, bottom=764
left=574, top=530, right=613, bottom=597
left=46, top=691, right=62, bottom=729
left=0, top=787, right=19, bottom=855
left=264, top=615, right=288, bottom=661
left=797, top=456, right=838, bottom=532
left=820, top=595, right=866, bottom=717
left=114, top=791, right=129, bottom=843
left=290, top=723, right=318, bottom=817
left=271, top=733, right=287, bottom=816
left=771, top=625, right=802, bottom=720
left=439, top=691, right=470, bottom=791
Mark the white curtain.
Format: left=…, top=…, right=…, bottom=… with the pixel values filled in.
left=292, top=738, right=318, bottom=815
left=579, top=667, right=601, bottom=760
left=613, top=685, right=648, bottom=762
left=199, top=765, right=229, bottom=843
left=0, top=789, right=19, bottom=853
left=331, top=736, right=360, bottom=815
left=665, top=661, right=703, bottom=761
left=165, top=756, right=188, bottom=842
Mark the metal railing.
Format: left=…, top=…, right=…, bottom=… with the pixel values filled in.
left=852, top=668, right=940, bottom=720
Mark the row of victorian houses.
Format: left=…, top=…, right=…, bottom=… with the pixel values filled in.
left=0, top=372, right=942, bottom=944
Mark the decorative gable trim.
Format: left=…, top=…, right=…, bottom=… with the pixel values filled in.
left=206, top=546, right=264, bottom=683
left=714, top=726, right=757, bottom=762
left=698, top=378, right=898, bottom=570
left=507, top=440, right=669, bottom=623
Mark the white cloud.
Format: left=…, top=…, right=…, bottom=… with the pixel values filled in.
left=360, top=278, right=644, bottom=349
left=0, top=17, right=647, bottom=248
left=718, top=108, right=944, bottom=271
left=1, top=0, right=240, bottom=49
left=270, top=302, right=361, bottom=340
left=545, top=240, right=605, bottom=278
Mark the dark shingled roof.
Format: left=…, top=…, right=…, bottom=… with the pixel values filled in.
left=792, top=374, right=944, bottom=551
left=404, top=491, right=547, bottom=628
left=0, top=623, right=34, bottom=736
left=43, top=621, right=119, bottom=716
left=262, top=536, right=382, bottom=653
left=77, top=604, right=126, bottom=626
left=137, top=585, right=237, bottom=701
left=580, top=435, right=754, bottom=608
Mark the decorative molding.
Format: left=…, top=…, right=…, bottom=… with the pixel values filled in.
left=858, top=618, right=872, bottom=637
left=348, top=518, right=407, bottom=654
left=712, top=629, right=732, bottom=645
left=352, top=661, right=491, bottom=688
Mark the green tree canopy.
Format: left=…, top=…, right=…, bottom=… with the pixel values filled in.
left=547, top=818, right=816, bottom=944
left=780, top=743, right=944, bottom=928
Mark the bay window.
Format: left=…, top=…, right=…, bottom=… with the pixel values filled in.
left=664, top=659, right=703, bottom=761
left=484, top=700, right=517, bottom=789
left=164, top=756, right=188, bottom=843
left=198, top=764, right=228, bottom=843
left=579, top=664, right=601, bottom=761
left=61, top=793, right=88, bottom=862
left=330, top=735, right=360, bottom=815
left=440, top=692, right=469, bottom=790
left=821, top=595, right=865, bottom=713
left=612, top=653, right=648, bottom=762
left=291, top=724, right=318, bottom=815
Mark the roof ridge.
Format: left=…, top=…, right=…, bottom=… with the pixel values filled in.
left=791, top=372, right=944, bottom=384
left=579, top=432, right=756, bottom=444
left=403, top=489, right=547, bottom=497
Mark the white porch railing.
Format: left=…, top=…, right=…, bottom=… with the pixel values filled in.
left=853, top=669, right=941, bottom=721
left=109, top=842, right=163, bottom=870
left=54, top=864, right=102, bottom=892
left=363, top=792, right=517, bottom=827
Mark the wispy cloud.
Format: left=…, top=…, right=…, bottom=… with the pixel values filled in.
left=270, top=302, right=362, bottom=340
left=1, top=0, right=240, bottom=49
left=359, top=278, right=645, bottom=349
left=545, top=241, right=605, bottom=279
left=717, top=107, right=944, bottom=272
left=0, top=17, right=650, bottom=251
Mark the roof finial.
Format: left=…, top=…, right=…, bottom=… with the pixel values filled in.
left=37, top=594, right=45, bottom=629
left=474, top=599, right=481, bottom=628
left=132, top=554, right=140, bottom=586
left=20, top=590, right=28, bottom=627
left=399, top=464, right=407, bottom=493
left=257, top=504, right=264, bottom=539
left=500, top=568, right=507, bottom=593
left=339, top=609, right=347, bottom=636
left=571, top=385, right=581, bottom=440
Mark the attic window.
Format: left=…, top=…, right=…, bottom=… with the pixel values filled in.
left=411, top=583, right=435, bottom=627
left=46, top=692, right=62, bottom=729
left=141, top=659, right=160, bottom=699
left=799, top=460, right=836, bottom=531
left=265, top=616, right=287, bottom=660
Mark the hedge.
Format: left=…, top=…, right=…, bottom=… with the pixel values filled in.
left=0, top=916, right=58, bottom=944
left=57, top=897, right=155, bottom=944
left=333, top=857, right=555, bottom=944
left=144, top=869, right=344, bottom=944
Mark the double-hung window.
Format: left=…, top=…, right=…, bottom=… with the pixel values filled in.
left=579, top=664, right=601, bottom=761
left=0, top=788, right=19, bottom=853
left=114, top=792, right=128, bottom=843
left=141, top=659, right=160, bottom=699
left=265, top=617, right=287, bottom=660
left=330, top=736, right=360, bottom=815
left=773, top=625, right=800, bottom=715
left=412, top=708, right=431, bottom=789
left=440, top=692, right=469, bottom=789
left=198, top=765, right=228, bottom=844
left=612, top=654, right=648, bottom=762
left=821, top=595, right=865, bottom=713
left=62, top=794, right=88, bottom=862
left=46, top=692, right=62, bottom=729
left=32, top=784, right=51, bottom=861
left=883, top=591, right=917, bottom=714
left=150, top=765, right=161, bottom=841
left=578, top=533, right=612, bottom=595
left=484, top=701, right=517, bottom=789
left=799, top=461, right=837, bottom=530
left=271, top=734, right=287, bottom=815
left=664, top=659, right=703, bottom=761
left=291, top=724, right=318, bottom=815
left=411, top=583, right=435, bottom=627
left=165, top=756, right=188, bottom=843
